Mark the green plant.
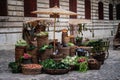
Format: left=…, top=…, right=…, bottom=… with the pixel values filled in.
left=15, top=39, right=27, bottom=47
left=76, top=57, right=88, bottom=72
left=86, top=39, right=103, bottom=53
left=27, top=44, right=36, bottom=51
left=40, top=59, right=69, bottom=69
left=36, top=31, right=48, bottom=36
left=39, top=44, right=53, bottom=52
left=8, top=62, right=21, bottom=73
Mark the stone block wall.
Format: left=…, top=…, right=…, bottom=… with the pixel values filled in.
left=0, top=0, right=119, bottom=50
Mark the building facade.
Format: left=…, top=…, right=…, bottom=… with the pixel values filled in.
left=0, top=0, right=120, bottom=50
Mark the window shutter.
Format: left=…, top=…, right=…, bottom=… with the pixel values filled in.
left=98, top=2, right=104, bottom=20
left=69, top=0, right=77, bottom=18
left=24, top=0, right=37, bottom=17
left=109, top=4, right=113, bottom=20
left=0, top=0, right=7, bottom=16
left=49, top=0, right=59, bottom=18
left=85, top=0, right=91, bottom=19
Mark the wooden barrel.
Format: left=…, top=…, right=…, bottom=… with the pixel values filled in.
left=15, top=46, right=26, bottom=62
left=37, top=35, right=49, bottom=48
left=58, top=47, right=70, bottom=58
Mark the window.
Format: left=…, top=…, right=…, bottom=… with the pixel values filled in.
left=69, top=0, right=77, bottom=18
left=116, top=4, right=120, bottom=20
left=49, top=0, right=59, bottom=18
left=0, top=0, right=7, bottom=16
left=24, top=0, right=37, bottom=17
left=98, top=1, right=104, bottom=20
left=109, top=4, right=113, bottom=20
left=85, top=0, right=91, bottom=19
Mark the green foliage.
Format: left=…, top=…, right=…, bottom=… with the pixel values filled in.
left=36, top=31, right=48, bottom=36
left=27, top=44, right=36, bottom=51
left=39, top=45, right=53, bottom=52
left=15, top=39, right=27, bottom=47
left=8, top=62, right=21, bottom=73
left=85, top=39, right=103, bottom=53
left=40, top=59, right=69, bottom=69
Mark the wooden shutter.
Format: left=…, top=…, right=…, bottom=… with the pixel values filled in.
left=98, top=2, right=104, bottom=20
left=109, top=4, right=113, bottom=20
left=69, top=0, right=77, bottom=18
left=85, top=0, right=91, bottom=19
left=116, top=4, right=120, bottom=20
left=24, top=0, right=37, bottom=17
left=49, top=0, right=59, bottom=18
left=0, top=0, right=7, bottom=16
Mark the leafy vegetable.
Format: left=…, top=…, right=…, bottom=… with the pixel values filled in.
left=36, top=31, right=48, bottom=36
left=67, top=42, right=74, bottom=46
left=8, top=62, right=21, bottom=73
left=41, top=59, right=69, bottom=69
left=15, top=39, right=27, bottom=47
left=61, top=56, right=78, bottom=65
left=39, top=45, right=53, bottom=52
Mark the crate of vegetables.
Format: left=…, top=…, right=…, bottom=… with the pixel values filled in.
left=21, top=64, right=42, bottom=75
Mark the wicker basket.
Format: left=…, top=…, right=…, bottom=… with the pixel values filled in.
left=88, top=58, right=101, bottom=70
left=22, top=64, right=42, bottom=75
left=39, top=48, right=53, bottom=61
left=93, top=52, right=105, bottom=64
left=44, top=68, right=69, bottom=75
left=37, top=35, right=49, bottom=48
left=15, top=46, right=26, bottom=62
left=27, top=48, right=38, bottom=63
left=58, top=47, right=70, bottom=58
left=69, top=46, right=76, bottom=56
left=62, top=31, right=68, bottom=44
left=69, top=36, right=75, bottom=44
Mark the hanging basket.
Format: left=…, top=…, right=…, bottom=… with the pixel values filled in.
left=37, top=35, right=49, bottom=48
left=15, top=46, right=27, bottom=62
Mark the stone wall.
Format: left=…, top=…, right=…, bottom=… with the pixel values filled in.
left=0, top=0, right=119, bottom=50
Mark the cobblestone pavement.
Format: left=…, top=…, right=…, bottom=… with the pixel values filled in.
left=0, top=49, right=120, bottom=80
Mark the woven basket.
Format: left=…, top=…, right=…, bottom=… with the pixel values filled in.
left=69, top=46, right=76, bottom=56
left=37, top=35, right=48, bottom=48
left=15, top=46, right=26, bottom=62
left=58, top=47, right=70, bottom=58
left=93, top=52, right=105, bottom=64
left=39, top=48, right=53, bottom=61
left=62, top=31, right=68, bottom=44
left=69, top=36, right=75, bottom=44
left=22, top=64, right=42, bottom=75
left=88, top=58, right=101, bottom=70
left=27, top=48, right=38, bottom=63
left=44, top=68, right=69, bottom=75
